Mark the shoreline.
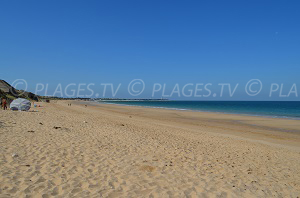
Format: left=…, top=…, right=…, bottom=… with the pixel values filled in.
left=97, top=100, right=300, bottom=121
left=99, top=101, right=300, bottom=120
left=77, top=100, right=300, bottom=151
left=82, top=100, right=300, bottom=130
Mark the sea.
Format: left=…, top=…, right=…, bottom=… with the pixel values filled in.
left=99, top=100, right=300, bottom=119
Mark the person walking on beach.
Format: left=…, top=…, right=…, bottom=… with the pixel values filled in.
left=2, top=98, right=7, bottom=110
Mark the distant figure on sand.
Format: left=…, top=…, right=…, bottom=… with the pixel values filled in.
left=2, top=98, right=7, bottom=110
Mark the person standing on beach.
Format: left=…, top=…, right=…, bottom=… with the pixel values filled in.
left=2, top=98, right=7, bottom=110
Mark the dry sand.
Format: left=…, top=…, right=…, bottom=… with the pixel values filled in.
left=0, top=101, right=300, bottom=197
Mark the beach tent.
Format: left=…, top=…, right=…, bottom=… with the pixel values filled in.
left=10, top=98, right=31, bottom=111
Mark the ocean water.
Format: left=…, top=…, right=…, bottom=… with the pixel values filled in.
left=100, top=101, right=300, bottom=119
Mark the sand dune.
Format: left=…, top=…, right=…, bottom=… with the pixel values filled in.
left=0, top=101, right=300, bottom=197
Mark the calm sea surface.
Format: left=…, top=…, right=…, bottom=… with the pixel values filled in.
left=99, top=101, right=300, bottom=119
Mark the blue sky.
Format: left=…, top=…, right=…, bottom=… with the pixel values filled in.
left=0, top=0, right=299, bottom=100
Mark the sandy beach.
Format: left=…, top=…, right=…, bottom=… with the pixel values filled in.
left=1, top=101, right=300, bottom=197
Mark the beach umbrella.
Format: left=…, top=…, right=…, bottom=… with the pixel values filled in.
left=10, top=98, right=31, bottom=111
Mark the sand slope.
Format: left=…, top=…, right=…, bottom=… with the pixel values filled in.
left=0, top=101, right=300, bottom=197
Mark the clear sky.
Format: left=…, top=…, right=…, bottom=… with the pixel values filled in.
left=1, top=0, right=299, bottom=100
